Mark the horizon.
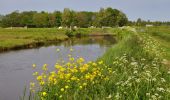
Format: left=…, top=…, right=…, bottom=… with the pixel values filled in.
left=0, top=0, right=170, bottom=21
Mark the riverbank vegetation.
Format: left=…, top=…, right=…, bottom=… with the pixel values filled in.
left=25, top=27, right=170, bottom=100
left=142, top=26, right=170, bottom=61
left=0, top=28, right=68, bottom=52
left=0, top=28, right=117, bottom=52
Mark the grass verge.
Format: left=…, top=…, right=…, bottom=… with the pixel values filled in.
left=24, top=27, right=170, bottom=100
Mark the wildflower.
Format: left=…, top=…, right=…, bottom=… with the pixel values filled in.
left=42, top=64, right=48, bottom=71
left=59, top=95, right=62, bottom=98
left=40, top=81, right=45, bottom=85
left=92, top=63, right=97, bottom=66
left=85, top=74, right=90, bottom=80
left=65, top=85, right=69, bottom=89
left=65, top=73, right=71, bottom=79
left=60, top=88, right=64, bottom=92
left=98, top=60, right=103, bottom=65
left=42, top=92, right=47, bottom=96
left=32, top=72, right=38, bottom=76
left=77, top=57, right=85, bottom=63
left=115, top=93, right=120, bottom=99
left=30, top=82, right=35, bottom=87
left=37, top=75, right=43, bottom=81
left=29, top=82, right=35, bottom=92
left=130, top=62, right=138, bottom=66
left=161, top=78, right=166, bottom=83
left=70, top=48, right=73, bottom=51
left=152, top=78, right=157, bottom=82
left=146, top=93, right=150, bottom=96
left=166, top=88, right=170, bottom=93
left=69, top=57, right=74, bottom=61
left=106, top=94, right=112, bottom=99
left=168, top=71, right=170, bottom=74
left=68, top=54, right=71, bottom=57
left=32, top=64, right=36, bottom=68
left=133, top=70, right=138, bottom=74
left=71, top=76, right=77, bottom=81
left=79, top=86, right=83, bottom=89
left=157, top=87, right=165, bottom=92
left=55, top=64, right=62, bottom=69
left=56, top=48, right=60, bottom=52
left=83, top=83, right=87, bottom=86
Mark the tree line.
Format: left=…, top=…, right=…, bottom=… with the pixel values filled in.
left=128, top=18, right=170, bottom=26
left=0, top=7, right=128, bottom=28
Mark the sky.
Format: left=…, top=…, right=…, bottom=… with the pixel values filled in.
left=0, top=0, right=170, bottom=21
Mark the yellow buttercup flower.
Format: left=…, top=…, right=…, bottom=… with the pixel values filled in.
left=30, top=82, right=35, bottom=87
left=65, top=85, right=69, bottom=89
left=32, top=72, right=38, bottom=76
left=32, top=64, right=36, bottom=68
left=37, top=75, right=43, bottom=81
left=70, top=48, right=74, bottom=52
left=59, top=95, right=62, bottom=98
left=42, top=92, right=47, bottom=96
left=79, top=86, right=83, bottom=89
left=92, top=63, right=97, bottom=66
left=69, top=57, right=74, bottom=61
left=42, top=64, right=48, bottom=71
left=98, top=60, right=103, bottom=65
left=83, top=83, right=87, bottom=86
left=60, top=88, right=64, bottom=92
left=40, top=81, right=45, bottom=85
left=77, top=57, right=85, bottom=63
left=56, top=48, right=60, bottom=52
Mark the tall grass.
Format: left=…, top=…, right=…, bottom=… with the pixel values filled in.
left=142, top=26, right=170, bottom=60
left=25, top=27, right=170, bottom=100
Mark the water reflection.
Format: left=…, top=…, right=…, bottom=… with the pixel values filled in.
left=0, top=36, right=116, bottom=100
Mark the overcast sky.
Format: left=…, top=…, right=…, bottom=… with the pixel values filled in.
left=0, top=0, right=169, bottom=21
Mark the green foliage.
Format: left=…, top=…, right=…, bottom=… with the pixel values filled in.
left=33, top=12, right=48, bottom=27
left=62, top=8, right=77, bottom=27
left=94, top=8, right=128, bottom=27
left=0, top=8, right=128, bottom=28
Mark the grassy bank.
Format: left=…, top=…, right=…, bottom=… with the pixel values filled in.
left=0, top=28, right=68, bottom=52
left=25, top=27, right=170, bottom=100
left=143, top=26, right=170, bottom=60
left=0, top=28, right=115, bottom=52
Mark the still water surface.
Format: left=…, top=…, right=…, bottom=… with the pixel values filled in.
left=0, top=36, right=116, bottom=100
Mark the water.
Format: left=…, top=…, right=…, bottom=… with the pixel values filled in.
left=0, top=36, right=116, bottom=100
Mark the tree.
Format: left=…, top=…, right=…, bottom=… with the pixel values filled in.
left=33, top=12, right=48, bottom=27
left=117, top=12, right=128, bottom=26
left=62, top=8, right=76, bottom=27
left=94, top=8, right=128, bottom=27
left=20, top=11, right=36, bottom=27
left=0, top=15, right=4, bottom=27
left=1, top=11, right=21, bottom=27
left=54, top=11, right=62, bottom=27
left=48, top=13, right=56, bottom=27
left=0, top=7, right=129, bottom=28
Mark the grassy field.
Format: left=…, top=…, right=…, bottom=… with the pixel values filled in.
left=0, top=28, right=115, bottom=52
left=0, top=28, right=68, bottom=51
left=144, top=26, right=170, bottom=60
left=24, top=27, right=170, bottom=100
